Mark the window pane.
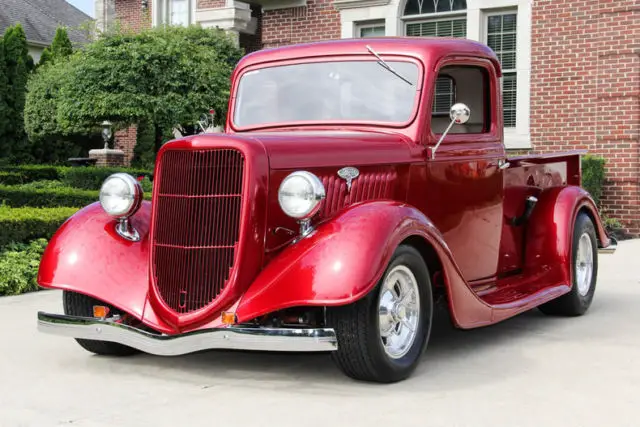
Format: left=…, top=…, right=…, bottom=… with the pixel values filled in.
left=406, top=18, right=467, bottom=38
left=486, top=13, right=517, bottom=127
left=360, top=25, right=385, bottom=37
left=171, top=0, right=188, bottom=26
left=502, top=73, right=517, bottom=127
left=433, top=76, right=454, bottom=113
left=403, top=0, right=467, bottom=16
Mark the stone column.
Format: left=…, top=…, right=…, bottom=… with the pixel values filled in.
left=94, top=0, right=117, bottom=33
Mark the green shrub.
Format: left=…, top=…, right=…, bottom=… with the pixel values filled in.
left=0, top=184, right=98, bottom=208
left=0, top=238, right=48, bottom=296
left=18, top=179, right=66, bottom=190
left=59, top=166, right=152, bottom=190
left=0, top=165, right=60, bottom=181
left=0, top=171, right=25, bottom=185
left=581, top=155, right=606, bottom=207
left=0, top=205, right=78, bottom=247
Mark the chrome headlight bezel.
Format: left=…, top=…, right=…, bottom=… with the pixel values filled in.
left=278, top=171, right=326, bottom=220
left=99, top=173, right=143, bottom=219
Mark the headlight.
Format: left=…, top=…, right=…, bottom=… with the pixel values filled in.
left=278, top=171, right=325, bottom=219
left=99, top=173, right=143, bottom=218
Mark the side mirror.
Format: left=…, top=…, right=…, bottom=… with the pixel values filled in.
left=431, top=103, right=471, bottom=159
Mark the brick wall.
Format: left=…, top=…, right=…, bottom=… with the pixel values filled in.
left=262, top=0, right=340, bottom=48
left=115, top=0, right=152, bottom=31
left=530, top=0, right=640, bottom=236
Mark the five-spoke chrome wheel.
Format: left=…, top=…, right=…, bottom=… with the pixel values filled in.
left=575, top=232, right=594, bottom=296
left=378, top=265, right=421, bottom=359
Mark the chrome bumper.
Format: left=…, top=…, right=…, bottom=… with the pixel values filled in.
left=599, top=236, right=618, bottom=254
left=37, top=312, right=338, bottom=355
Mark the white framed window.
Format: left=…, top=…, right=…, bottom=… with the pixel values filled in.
left=485, top=11, right=517, bottom=128
left=393, top=0, right=532, bottom=148
left=153, top=0, right=196, bottom=26
left=357, top=21, right=386, bottom=37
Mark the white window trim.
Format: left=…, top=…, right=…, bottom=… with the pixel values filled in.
left=335, top=0, right=532, bottom=149
left=355, top=20, right=386, bottom=37
left=152, top=0, right=197, bottom=26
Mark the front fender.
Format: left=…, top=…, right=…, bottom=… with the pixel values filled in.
left=235, top=200, right=494, bottom=327
left=37, top=202, right=152, bottom=324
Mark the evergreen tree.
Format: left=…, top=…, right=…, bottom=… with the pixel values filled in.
left=0, top=36, right=9, bottom=155
left=39, top=27, right=74, bottom=67
left=2, top=23, right=30, bottom=159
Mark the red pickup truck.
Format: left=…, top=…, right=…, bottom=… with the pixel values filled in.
left=36, top=37, right=617, bottom=383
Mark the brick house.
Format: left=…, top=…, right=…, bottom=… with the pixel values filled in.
left=97, top=0, right=639, bottom=236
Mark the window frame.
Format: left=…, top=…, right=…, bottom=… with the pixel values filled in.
left=153, top=0, right=195, bottom=26
left=427, top=57, right=500, bottom=144
left=356, top=20, right=386, bottom=37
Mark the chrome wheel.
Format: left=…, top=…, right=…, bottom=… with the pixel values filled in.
left=576, top=232, right=594, bottom=296
left=378, top=265, right=421, bottom=359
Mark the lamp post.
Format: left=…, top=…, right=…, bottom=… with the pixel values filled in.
left=101, top=120, right=113, bottom=150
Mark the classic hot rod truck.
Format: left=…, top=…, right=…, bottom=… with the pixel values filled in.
left=36, top=37, right=617, bottom=383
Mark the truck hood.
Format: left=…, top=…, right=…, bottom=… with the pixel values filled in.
left=243, top=130, right=418, bottom=169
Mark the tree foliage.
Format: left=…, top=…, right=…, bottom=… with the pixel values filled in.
left=51, top=25, right=244, bottom=152
left=0, top=37, right=9, bottom=150
left=2, top=23, right=31, bottom=159
left=39, top=27, right=74, bottom=67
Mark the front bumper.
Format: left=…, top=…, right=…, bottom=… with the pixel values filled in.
left=37, top=312, right=338, bottom=355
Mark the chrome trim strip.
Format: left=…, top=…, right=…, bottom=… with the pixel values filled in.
left=37, top=312, right=338, bottom=355
left=599, top=236, right=618, bottom=254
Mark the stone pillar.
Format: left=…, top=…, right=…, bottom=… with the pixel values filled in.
left=95, top=0, right=116, bottom=33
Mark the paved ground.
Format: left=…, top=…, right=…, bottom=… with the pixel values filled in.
left=1, top=239, right=638, bottom=427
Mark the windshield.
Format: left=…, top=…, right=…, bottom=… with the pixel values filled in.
left=232, top=60, right=420, bottom=128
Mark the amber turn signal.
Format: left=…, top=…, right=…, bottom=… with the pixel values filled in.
left=221, top=312, right=236, bottom=325
left=93, top=305, right=110, bottom=319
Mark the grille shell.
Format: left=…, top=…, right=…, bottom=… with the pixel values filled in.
left=151, top=149, right=245, bottom=314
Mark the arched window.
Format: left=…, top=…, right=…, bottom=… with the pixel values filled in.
left=403, top=0, right=467, bottom=16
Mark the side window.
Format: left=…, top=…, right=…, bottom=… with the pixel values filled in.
left=430, top=65, right=491, bottom=135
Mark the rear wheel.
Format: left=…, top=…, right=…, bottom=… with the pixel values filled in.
left=539, top=212, right=598, bottom=316
left=326, top=245, right=433, bottom=383
left=63, top=291, right=140, bottom=356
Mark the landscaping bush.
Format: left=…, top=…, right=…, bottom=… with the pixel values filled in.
left=0, top=165, right=60, bottom=181
left=59, top=166, right=152, bottom=190
left=0, top=184, right=98, bottom=208
left=581, top=155, right=606, bottom=207
left=0, top=171, right=25, bottom=185
left=0, top=205, right=78, bottom=247
left=0, top=238, right=48, bottom=296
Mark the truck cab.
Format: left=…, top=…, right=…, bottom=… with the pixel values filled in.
left=36, top=37, right=617, bottom=384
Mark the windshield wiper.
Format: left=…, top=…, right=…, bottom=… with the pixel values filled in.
left=366, top=45, right=414, bottom=86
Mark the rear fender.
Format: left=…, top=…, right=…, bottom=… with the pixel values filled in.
left=234, top=201, right=494, bottom=328
left=36, top=202, right=173, bottom=333
left=524, top=185, right=612, bottom=285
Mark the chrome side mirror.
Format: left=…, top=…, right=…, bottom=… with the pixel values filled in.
left=431, top=103, right=471, bottom=159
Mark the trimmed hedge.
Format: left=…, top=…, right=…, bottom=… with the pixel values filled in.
left=0, top=184, right=98, bottom=208
left=0, top=239, right=49, bottom=296
left=0, top=165, right=60, bottom=181
left=0, top=165, right=153, bottom=189
left=0, top=206, right=78, bottom=248
left=581, top=155, right=606, bottom=207
left=59, top=166, right=152, bottom=190
left=0, top=171, right=26, bottom=185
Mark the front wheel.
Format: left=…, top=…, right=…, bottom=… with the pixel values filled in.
left=63, top=291, right=140, bottom=356
left=539, top=212, right=598, bottom=316
left=326, top=244, right=433, bottom=383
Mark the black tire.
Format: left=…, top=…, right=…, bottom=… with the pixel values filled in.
left=62, top=291, right=140, bottom=356
left=539, top=212, right=598, bottom=316
left=326, top=244, right=433, bottom=383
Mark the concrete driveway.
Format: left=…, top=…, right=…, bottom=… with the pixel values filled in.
left=1, top=239, right=638, bottom=427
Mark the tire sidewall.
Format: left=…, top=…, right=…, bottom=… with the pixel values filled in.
left=365, top=245, right=433, bottom=380
left=571, top=213, right=598, bottom=309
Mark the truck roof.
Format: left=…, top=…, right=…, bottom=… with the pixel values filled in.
left=236, top=37, right=502, bottom=76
